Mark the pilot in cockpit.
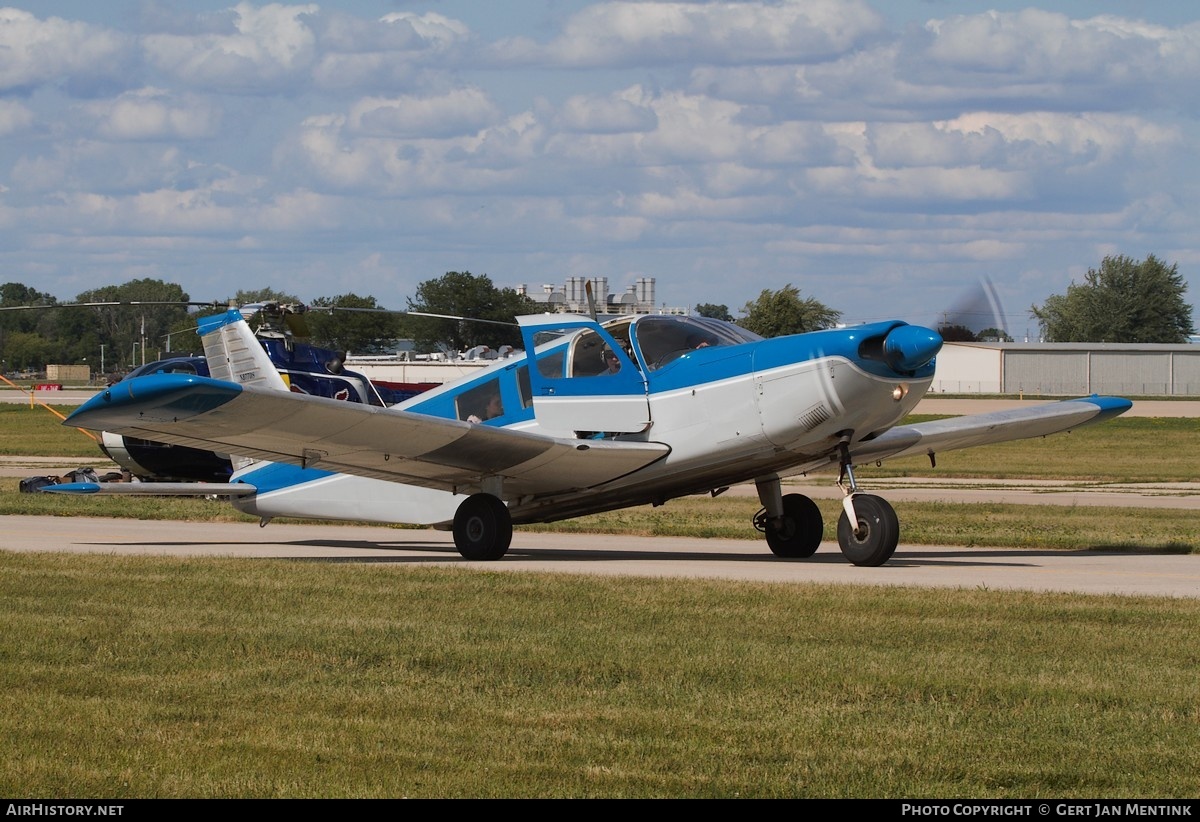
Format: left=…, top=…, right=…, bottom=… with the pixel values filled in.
left=602, top=348, right=622, bottom=374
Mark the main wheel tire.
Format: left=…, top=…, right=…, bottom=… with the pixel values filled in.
left=452, top=493, right=513, bottom=560
left=764, top=493, right=823, bottom=558
left=836, top=494, right=899, bottom=567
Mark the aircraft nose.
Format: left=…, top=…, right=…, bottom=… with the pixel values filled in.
left=883, top=325, right=943, bottom=372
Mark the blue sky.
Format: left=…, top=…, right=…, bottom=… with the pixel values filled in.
left=2, top=1, right=1197, bottom=339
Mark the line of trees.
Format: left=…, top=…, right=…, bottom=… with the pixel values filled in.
left=0, top=273, right=538, bottom=378
left=1, top=254, right=1193, bottom=378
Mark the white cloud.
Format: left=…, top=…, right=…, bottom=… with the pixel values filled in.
left=0, top=2, right=1197, bottom=326
left=377, top=11, right=471, bottom=51
left=490, top=0, right=885, bottom=67
left=310, top=10, right=472, bottom=89
left=917, top=10, right=1200, bottom=107
left=84, top=88, right=223, bottom=141
left=347, top=89, right=503, bottom=138
left=0, top=99, right=34, bottom=135
left=554, top=91, right=658, bottom=134
left=0, top=7, right=130, bottom=93
left=142, top=2, right=319, bottom=91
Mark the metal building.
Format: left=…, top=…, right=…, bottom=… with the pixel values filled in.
left=932, top=341, right=1200, bottom=397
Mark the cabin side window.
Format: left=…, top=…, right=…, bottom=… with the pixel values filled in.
left=517, top=366, right=533, bottom=409
left=456, top=377, right=505, bottom=423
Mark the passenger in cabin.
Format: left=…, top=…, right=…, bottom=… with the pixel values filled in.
left=602, top=349, right=622, bottom=374
left=468, top=392, right=504, bottom=423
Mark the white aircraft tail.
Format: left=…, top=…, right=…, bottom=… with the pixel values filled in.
left=198, top=308, right=290, bottom=392
left=196, top=308, right=291, bottom=472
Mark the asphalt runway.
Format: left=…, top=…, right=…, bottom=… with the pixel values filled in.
left=4, top=515, right=1198, bottom=599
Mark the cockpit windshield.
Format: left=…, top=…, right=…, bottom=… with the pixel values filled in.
left=629, top=316, right=761, bottom=370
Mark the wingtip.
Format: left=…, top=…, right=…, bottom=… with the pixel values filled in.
left=1079, top=395, right=1134, bottom=420
left=41, top=482, right=101, bottom=495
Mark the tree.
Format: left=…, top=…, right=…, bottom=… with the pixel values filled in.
left=936, top=324, right=977, bottom=342
left=305, top=294, right=405, bottom=355
left=0, top=283, right=60, bottom=364
left=2, top=330, right=56, bottom=372
left=63, top=279, right=196, bottom=369
left=1031, top=255, right=1194, bottom=343
left=737, top=285, right=841, bottom=338
left=977, top=327, right=1013, bottom=343
left=694, top=303, right=733, bottom=322
left=406, top=272, right=536, bottom=354
left=235, top=287, right=302, bottom=307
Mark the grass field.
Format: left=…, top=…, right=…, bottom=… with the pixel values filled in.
left=2, top=552, right=1198, bottom=799
left=2, top=402, right=1199, bottom=798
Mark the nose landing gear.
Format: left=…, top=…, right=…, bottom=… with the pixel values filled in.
left=835, top=441, right=899, bottom=567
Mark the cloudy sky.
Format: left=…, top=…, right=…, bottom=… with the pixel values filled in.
left=2, top=1, right=1197, bottom=338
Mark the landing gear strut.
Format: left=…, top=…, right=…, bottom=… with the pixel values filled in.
left=835, top=442, right=899, bottom=567
left=452, top=493, right=513, bottom=560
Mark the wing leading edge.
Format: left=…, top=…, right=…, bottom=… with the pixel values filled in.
left=64, top=373, right=670, bottom=497
left=848, top=395, right=1132, bottom=465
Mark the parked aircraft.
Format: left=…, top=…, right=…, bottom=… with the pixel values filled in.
left=12, top=300, right=429, bottom=481
left=50, top=307, right=1131, bottom=566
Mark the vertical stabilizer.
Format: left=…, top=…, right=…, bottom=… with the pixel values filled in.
left=197, top=309, right=290, bottom=392
left=196, top=308, right=290, bottom=474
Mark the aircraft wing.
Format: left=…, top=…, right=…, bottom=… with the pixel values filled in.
left=64, top=373, right=670, bottom=497
left=847, top=396, right=1132, bottom=465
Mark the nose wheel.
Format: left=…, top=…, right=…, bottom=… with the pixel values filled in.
left=836, top=493, right=898, bottom=566
left=834, top=440, right=900, bottom=567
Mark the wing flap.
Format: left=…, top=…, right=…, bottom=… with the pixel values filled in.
left=850, top=396, right=1132, bottom=464
left=65, top=374, right=669, bottom=495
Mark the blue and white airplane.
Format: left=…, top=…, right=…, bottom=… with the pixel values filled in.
left=52, top=307, right=1132, bottom=566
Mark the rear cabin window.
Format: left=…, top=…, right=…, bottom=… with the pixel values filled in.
left=456, top=378, right=505, bottom=422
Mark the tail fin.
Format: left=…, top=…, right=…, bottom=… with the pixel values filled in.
left=197, top=308, right=291, bottom=392
left=196, top=308, right=290, bottom=473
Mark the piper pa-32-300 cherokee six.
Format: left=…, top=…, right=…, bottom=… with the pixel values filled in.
left=50, top=307, right=1131, bottom=567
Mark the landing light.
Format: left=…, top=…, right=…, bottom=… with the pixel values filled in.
left=892, top=385, right=908, bottom=402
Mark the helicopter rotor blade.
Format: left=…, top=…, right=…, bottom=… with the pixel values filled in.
left=314, top=305, right=519, bottom=328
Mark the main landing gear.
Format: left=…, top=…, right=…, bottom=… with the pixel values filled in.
left=754, top=478, right=823, bottom=558
left=753, top=449, right=900, bottom=567
left=452, top=492, right=513, bottom=560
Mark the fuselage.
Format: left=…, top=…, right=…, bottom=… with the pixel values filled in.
left=230, top=315, right=941, bottom=527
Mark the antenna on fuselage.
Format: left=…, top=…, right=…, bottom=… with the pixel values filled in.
left=585, top=281, right=598, bottom=321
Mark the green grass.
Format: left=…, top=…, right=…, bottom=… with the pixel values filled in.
left=0, top=405, right=103, bottom=458
left=4, top=403, right=1199, bottom=798
left=2, top=552, right=1198, bottom=798
left=877, top=415, right=1200, bottom=482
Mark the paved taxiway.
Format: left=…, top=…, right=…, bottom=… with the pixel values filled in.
left=5, top=515, right=1198, bottom=599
